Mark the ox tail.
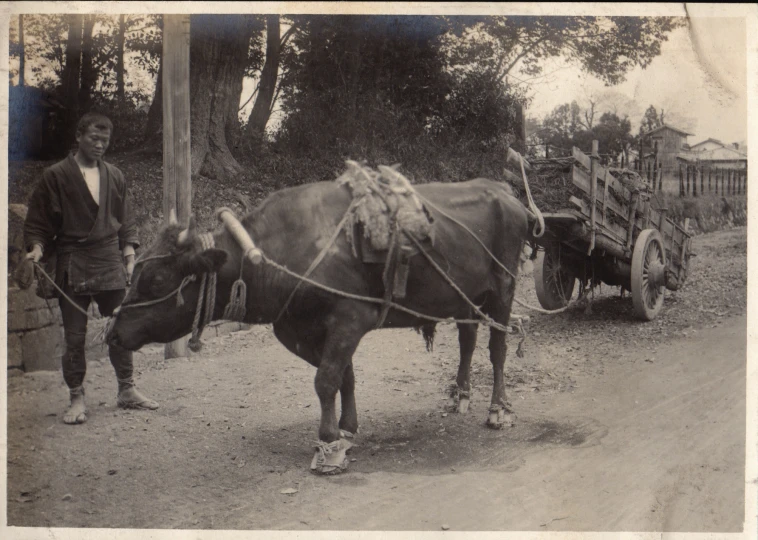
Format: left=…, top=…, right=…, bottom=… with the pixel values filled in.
left=415, top=323, right=437, bottom=352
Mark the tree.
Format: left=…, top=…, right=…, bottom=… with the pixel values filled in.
left=116, top=14, right=127, bottom=105
left=534, top=101, right=632, bottom=159
left=444, top=16, right=685, bottom=86
left=246, top=15, right=293, bottom=137
left=60, top=14, right=84, bottom=149
left=143, top=54, right=163, bottom=149
left=591, top=112, right=634, bottom=157
left=78, top=15, right=96, bottom=113
left=639, top=104, right=663, bottom=135
left=537, top=101, right=584, bottom=154
left=189, top=14, right=259, bottom=179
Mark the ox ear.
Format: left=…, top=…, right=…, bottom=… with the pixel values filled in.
left=184, top=248, right=228, bottom=275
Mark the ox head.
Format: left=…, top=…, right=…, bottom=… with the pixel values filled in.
left=107, top=213, right=228, bottom=351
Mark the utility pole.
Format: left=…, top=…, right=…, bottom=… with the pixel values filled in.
left=163, top=14, right=192, bottom=359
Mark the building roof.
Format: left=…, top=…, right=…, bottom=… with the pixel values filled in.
left=676, top=146, right=748, bottom=162
left=690, top=138, right=725, bottom=149
left=642, top=124, right=694, bottom=138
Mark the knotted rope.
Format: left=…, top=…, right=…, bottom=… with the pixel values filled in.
left=223, top=257, right=247, bottom=321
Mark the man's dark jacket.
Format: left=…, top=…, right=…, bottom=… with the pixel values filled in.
left=24, top=154, right=139, bottom=294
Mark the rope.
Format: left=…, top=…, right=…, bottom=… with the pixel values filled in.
left=118, top=274, right=197, bottom=311
left=414, top=194, right=518, bottom=282
left=401, top=230, right=509, bottom=333
left=261, top=252, right=494, bottom=328
left=275, top=198, right=360, bottom=322
left=375, top=222, right=400, bottom=329
left=415, top=192, right=574, bottom=315
left=223, top=256, right=247, bottom=321
left=189, top=273, right=208, bottom=352
left=31, top=262, right=90, bottom=317
left=519, top=153, right=545, bottom=238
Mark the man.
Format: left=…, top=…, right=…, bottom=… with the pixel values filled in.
left=24, top=113, right=158, bottom=424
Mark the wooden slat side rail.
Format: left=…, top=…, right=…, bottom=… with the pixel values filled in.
left=572, top=147, right=633, bottom=204
left=573, top=166, right=630, bottom=224
left=626, top=192, right=639, bottom=251
left=569, top=196, right=628, bottom=244
left=602, top=168, right=610, bottom=226
left=589, top=140, right=598, bottom=255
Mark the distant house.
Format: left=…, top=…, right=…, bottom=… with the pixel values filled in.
left=641, top=124, right=693, bottom=169
left=677, top=145, right=747, bottom=170
left=689, top=138, right=726, bottom=153
left=638, top=124, right=694, bottom=192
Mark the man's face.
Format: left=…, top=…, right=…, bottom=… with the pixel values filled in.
left=76, top=125, right=111, bottom=162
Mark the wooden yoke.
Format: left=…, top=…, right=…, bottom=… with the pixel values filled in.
left=216, top=207, right=263, bottom=264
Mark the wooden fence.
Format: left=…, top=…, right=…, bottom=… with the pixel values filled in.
left=676, top=164, right=747, bottom=197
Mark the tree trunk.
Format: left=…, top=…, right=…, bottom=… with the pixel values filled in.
left=116, top=14, right=127, bottom=106
left=18, top=15, right=25, bottom=86
left=143, top=53, right=163, bottom=150
left=78, top=15, right=96, bottom=114
left=246, top=14, right=281, bottom=136
left=61, top=14, right=83, bottom=151
left=190, top=14, right=255, bottom=180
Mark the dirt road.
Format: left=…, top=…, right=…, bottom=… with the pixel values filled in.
left=5, top=228, right=748, bottom=533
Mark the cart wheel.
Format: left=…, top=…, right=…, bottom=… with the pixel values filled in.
left=534, top=246, right=576, bottom=310
left=631, top=229, right=667, bottom=321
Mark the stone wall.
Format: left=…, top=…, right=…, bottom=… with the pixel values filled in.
left=7, top=285, right=64, bottom=373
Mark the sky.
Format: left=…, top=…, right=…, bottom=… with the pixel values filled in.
left=519, top=17, right=747, bottom=147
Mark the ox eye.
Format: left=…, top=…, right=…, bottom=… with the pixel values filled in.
left=149, top=275, right=167, bottom=295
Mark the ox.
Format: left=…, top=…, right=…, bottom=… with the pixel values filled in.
left=107, top=177, right=532, bottom=474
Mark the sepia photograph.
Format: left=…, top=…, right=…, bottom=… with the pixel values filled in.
left=2, top=2, right=755, bottom=538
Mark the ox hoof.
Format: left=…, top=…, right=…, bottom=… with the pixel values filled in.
left=486, top=408, right=516, bottom=430
left=457, top=397, right=470, bottom=414
left=447, top=386, right=470, bottom=414
left=310, top=438, right=353, bottom=475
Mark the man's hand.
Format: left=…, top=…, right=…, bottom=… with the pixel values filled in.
left=124, top=244, right=136, bottom=286
left=26, top=244, right=43, bottom=264
left=125, top=254, right=135, bottom=286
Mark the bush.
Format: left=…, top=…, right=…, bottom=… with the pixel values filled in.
left=653, top=192, right=747, bottom=234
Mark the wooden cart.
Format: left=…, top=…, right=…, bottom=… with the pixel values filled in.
left=529, top=146, right=693, bottom=321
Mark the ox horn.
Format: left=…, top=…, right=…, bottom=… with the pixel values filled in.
left=168, top=208, right=178, bottom=226
left=177, top=215, right=197, bottom=247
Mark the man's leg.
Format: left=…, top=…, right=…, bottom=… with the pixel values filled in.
left=96, top=289, right=158, bottom=410
left=58, top=282, right=91, bottom=424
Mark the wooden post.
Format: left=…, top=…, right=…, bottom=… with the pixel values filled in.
left=163, top=14, right=192, bottom=360
left=588, top=140, right=599, bottom=255
left=679, top=163, right=684, bottom=197
left=708, top=168, right=712, bottom=193
left=700, top=165, right=704, bottom=195
left=693, top=164, right=698, bottom=197
left=685, top=165, right=690, bottom=196
left=721, top=169, right=725, bottom=196
left=657, top=163, right=662, bottom=192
